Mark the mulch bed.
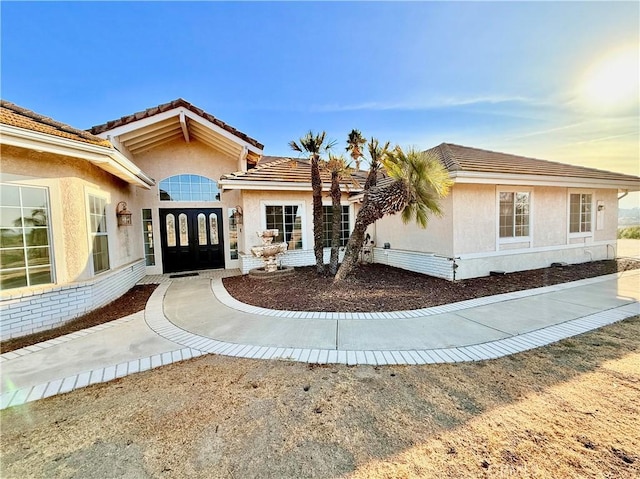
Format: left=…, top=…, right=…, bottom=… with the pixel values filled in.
left=0, top=284, right=158, bottom=354
left=223, top=259, right=640, bottom=313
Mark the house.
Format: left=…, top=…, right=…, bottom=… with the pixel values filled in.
left=371, top=143, right=640, bottom=280
left=1, top=99, right=638, bottom=340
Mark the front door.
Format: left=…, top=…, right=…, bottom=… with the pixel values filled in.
left=159, top=208, right=224, bottom=273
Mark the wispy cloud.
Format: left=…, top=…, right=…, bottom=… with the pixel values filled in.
left=309, top=95, right=541, bottom=113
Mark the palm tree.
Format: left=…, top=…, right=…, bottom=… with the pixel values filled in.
left=346, top=129, right=366, bottom=171
left=289, top=131, right=335, bottom=273
left=325, top=154, right=350, bottom=275
left=334, top=146, right=452, bottom=282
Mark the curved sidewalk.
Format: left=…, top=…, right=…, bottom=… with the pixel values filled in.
left=150, top=269, right=640, bottom=365
left=1, top=270, right=638, bottom=409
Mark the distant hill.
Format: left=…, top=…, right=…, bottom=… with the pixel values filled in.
left=619, top=207, right=640, bottom=226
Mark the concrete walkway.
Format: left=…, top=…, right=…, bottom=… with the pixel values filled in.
left=1, top=269, right=638, bottom=410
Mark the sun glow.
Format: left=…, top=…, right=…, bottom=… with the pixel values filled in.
left=579, top=46, right=639, bottom=114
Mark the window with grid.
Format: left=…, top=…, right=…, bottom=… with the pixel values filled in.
left=499, top=192, right=530, bottom=238
left=228, top=208, right=238, bottom=260
left=569, top=193, right=592, bottom=233
left=159, top=174, right=220, bottom=202
left=141, top=209, right=155, bottom=266
left=89, top=195, right=110, bottom=274
left=265, top=205, right=302, bottom=250
left=322, top=205, right=350, bottom=247
left=0, top=184, right=53, bottom=289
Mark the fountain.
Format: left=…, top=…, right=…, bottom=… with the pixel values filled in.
left=249, top=229, right=294, bottom=278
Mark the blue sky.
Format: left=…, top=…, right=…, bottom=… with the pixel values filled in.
left=2, top=1, right=638, bottom=206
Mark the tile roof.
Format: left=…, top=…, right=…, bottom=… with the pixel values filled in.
left=221, top=156, right=362, bottom=189
left=428, top=143, right=640, bottom=183
left=0, top=100, right=112, bottom=147
left=88, top=98, right=264, bottom=150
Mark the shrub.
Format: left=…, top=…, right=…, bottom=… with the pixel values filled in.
left=618, top=226, right=640, bottom=239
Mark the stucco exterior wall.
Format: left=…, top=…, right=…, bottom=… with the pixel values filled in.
left=239, top=189, right=354, bottom=270
left=593, top=189, right=618, bottom=243
left=373, top=191, right=454, bottom=256
left=130, top=139, right=242, bottom=273
left=532, top=186, right=567, bottom=247
left=367, top=183, right=623, bottom=280
left=1, top=145, right=143, bottom=285
left=452, top=184, right=496, bottom=254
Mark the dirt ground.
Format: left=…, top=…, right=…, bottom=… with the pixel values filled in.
left=224, top=258, right=640, bottom=312
left=1, top=316, right=638, bottom=479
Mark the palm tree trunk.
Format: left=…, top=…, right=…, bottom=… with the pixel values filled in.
left=334, top=179, right=409, bottom=282
left=328, top=171, right=341, bottom=275
left=311, top=155, right=325, bottom=273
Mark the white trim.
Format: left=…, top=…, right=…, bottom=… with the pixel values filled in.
left=179, top=111, right=190, bottom=143
left=96, top=106, right=262, bottom=156
left=85, top=188, right=112, bottom=276
left=0, top=124, right=154, bottom=188
left=567, top=189, right=595, bottom=242
left=259, top=200, right=307, bottom=250
left=218, top=180, right=359, bottom=193
left=458, top=239, right=615, bottom=260
left=495, top=187, right=533, bottom=250
left=451, top=170, right=640, bottom=190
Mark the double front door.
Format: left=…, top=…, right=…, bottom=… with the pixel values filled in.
left=159, top=208, right=224, bottom=273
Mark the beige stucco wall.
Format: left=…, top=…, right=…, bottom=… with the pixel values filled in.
left=373, top=190, right=454, bottom=256
left=452, top=184, right=496, bottom=254
left=532, top=186, right=567, bottom=247
left=239, top=189, right=355, bottom=255
left=1, top=144, right=143, bottom=286
left=130, top=138, right=242, bottom=273
left=593, top=189, right=618, bottom=243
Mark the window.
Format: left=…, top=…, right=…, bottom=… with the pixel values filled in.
left=159, top=174, right=220, bottom=202
left=165, top=214, right=176, bottom=247
left=209, top=214, right=219, bottom=245
left=323, top=205, right=350, bottom=247
left=178, top=213, right=188, bottom=246
left=0, top=184, right=53, bottom=289
left=228, top=208, right=238, bottom=260
left=141, top=209, right=155, bottom=266
left=89, top=194, right=110, bottom=274
left=499, top=192, right=530, bottom=238
left=570, top=193, right=592, bottom=233
left=265, top=205, right=302, bottom=250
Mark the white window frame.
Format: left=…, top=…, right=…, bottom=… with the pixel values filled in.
left=567, top=190, right=594, bottom=239
left=496, top=187, right=533, bottom=244
left=86, top=189, right=111, bottom=275
left=0, top=183, right=55, bottom=289
left=321, top=201, right=351, bottom=248
left=260, top=200, right=306, bottom=250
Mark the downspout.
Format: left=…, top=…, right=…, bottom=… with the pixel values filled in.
left=618, top=190, right=629, bottom=201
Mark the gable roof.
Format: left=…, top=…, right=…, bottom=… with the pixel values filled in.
left=88, top=98, right=263, bottom=163
left=1, top=100, right=111, bottom=147
left=219, top=156, right=362, bottom=192
left=0, top=100, right=154, bottom=188
left=427, top=143, right=640, bottom=189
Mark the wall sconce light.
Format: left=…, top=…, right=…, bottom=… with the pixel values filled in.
left=597, top=204, right=605, bottom=211
left=116, top=201, right=132, bottom=226
left=233, top=206, right=244, bottom=225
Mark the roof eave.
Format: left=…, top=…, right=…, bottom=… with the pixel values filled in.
left=451, top=171, right=640, bottom=191
left=93, top=105, right=263, bottom=156
left=0, top=124, right=155, bottom=189
left=219, top=179, right=362, bottom=193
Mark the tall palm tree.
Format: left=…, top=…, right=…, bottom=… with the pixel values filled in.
left=334, top=146, right=452, bottom=282
left=289, top=131, right=335, bottom=273
left=325, top=154, right=350, bottom=275
left=346, top=129, right=366, bottom=171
